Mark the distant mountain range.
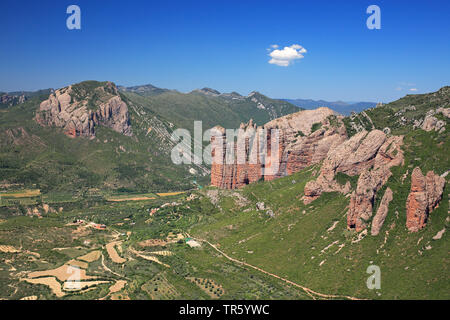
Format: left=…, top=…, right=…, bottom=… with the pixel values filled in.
left=116, top=84, right=379, bottom=116
left=282, top=98, right=378, bottom=116
left=2, top=83, right=378, bottom=116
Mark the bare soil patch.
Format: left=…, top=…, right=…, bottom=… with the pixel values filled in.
left=0, top=245, right=20, bottom=253
left=109, top=280, right=127, bottom=294
left=156, top=192, right=185, bottom=197
left=21, top=277, right=64, bottom=298
left=63, top=280, right=110, bottom=291
left=107, top=196, right=155, bottom=202
left=27, top=264, right=96, bottom=282
left=149, top=251, right=173, bottom=256
left=78, top=250, right=101, bottom=262
left=106, top=241, right=126, bottom=263
left=129, top=247, right=170, bottom=268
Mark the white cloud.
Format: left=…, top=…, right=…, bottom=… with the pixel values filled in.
left=268, top=44, right=307, bottom=67
left=270, top=44, right=279, bottom=49
left=395, top=83, right=418, bottom=92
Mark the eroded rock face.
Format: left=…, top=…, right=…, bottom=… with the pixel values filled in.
left=265, top=108, right=347, bottom=180
left=437, top=107, right=450, bottom=118
left=35, top=82, right=131, bottom=138
left=406, top=167, right=445, bottom=232
left=421, top=115, right=445, bottom=132
left=303, top=129, right=404, bottom=232
left=303, top=180, right=323, bottom=203
left=210, top=122, right=263, bottom=189
left=345, top=134, right=404, bottom=231
left=1, top=93, right=27, bottom=106
left=210, top=107, right=347, bottom=189
left=348, top=169, right=384, bottom=231
left=371, top=187, right=393, bottom=235
left=303, top=130, right=403, bottom=205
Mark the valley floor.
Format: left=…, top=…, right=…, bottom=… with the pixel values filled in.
left=0, top=162, right=448, bottom=300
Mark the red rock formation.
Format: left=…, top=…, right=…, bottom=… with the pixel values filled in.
left=303, top=180, right=323, bottom=203
left=346, top=135, right=404, bottom=231
left=371, top=187, right=393, bottom=236
left=210, top=122, right=265, bottom=189
left=302, top=129, right=404, bottom=233
left=210, top=108, right=347, bottom=189
left=303, top=130, right=403, bottom=205
left=36, top=82, right=131, bottom=138
left=64, top=127, right=78, bottom=138
left=406, top=167, right=445, bottom=232
left=348, top=169, right=384, bottom=231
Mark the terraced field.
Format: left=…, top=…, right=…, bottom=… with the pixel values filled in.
left=0, top=191, right=313, bottom=300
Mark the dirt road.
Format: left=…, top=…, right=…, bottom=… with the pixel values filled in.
left=189, top=235, right=363, bottom=300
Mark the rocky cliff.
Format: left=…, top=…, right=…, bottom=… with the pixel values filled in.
left=210, top=103, right=447, bottom=234
left=35, top=81, right=131, bottom=138
left=406, top=167, right=445, bottom=232
left=0, top=93, right=27, bottom=107
left=210, top=107, right=347, bottom=188
left=303, top=130, right=404, bottom=232
left=210, top=120, right=263, bottom=189
left=371, top=187, right=393, bottom=236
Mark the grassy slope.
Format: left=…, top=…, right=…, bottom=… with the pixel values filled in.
left=344, top=86, right=450, bottom=136
left=123, top=90, right=299, bottom=132
left=190, top=125, right=449, bottom=299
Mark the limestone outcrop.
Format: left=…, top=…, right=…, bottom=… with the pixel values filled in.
left=35, top=82, right=131, bottom=138
left=406, top=167, right=445, bottom=232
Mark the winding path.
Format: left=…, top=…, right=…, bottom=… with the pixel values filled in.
left=101, top=253, right=126, bottom=279
left=190, top=235, right=363, bottom=300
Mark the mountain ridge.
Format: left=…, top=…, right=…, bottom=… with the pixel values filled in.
left=283, top=98, right=378, bottom=116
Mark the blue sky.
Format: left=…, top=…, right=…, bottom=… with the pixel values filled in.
left=0, top=0, right=449, bottom=102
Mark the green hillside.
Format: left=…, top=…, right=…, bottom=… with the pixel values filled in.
left=0, top=81, right=298, bottom=196
left=122, top=87, right=299, bottom=132
left=344, top=86, right=450, bottom=136
left=184, top=88, right=449, bottom=299
left=189, top=125, right=449, bottom=299
left=0, top=85, right=448, bottom=300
